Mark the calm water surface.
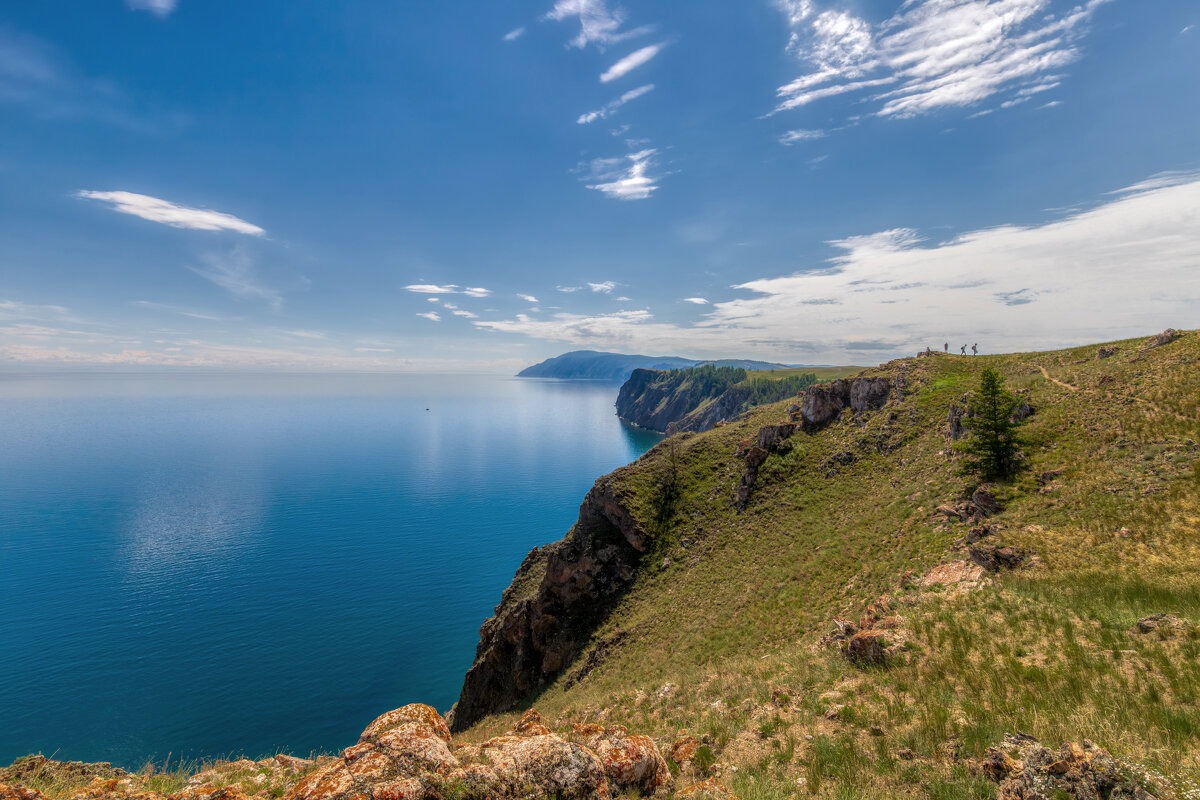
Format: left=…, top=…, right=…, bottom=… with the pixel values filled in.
left=0, top=372, right=660, bottom=768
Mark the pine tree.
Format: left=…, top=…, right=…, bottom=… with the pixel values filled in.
left=957, top=367, right=1023, bottom=480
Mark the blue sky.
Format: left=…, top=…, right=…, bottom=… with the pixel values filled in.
left=1, top=0, right=1197, bottom=370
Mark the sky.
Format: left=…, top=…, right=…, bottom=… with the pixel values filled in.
left=1, top=0, right=1198, bottom=371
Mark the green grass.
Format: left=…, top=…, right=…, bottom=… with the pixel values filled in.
left=463, top=330, right=1200, bottom=797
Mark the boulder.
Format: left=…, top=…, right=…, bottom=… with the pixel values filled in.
left=0, top=786, right=46, bottom=800
left=918, top=561, right=988, bottom=591
left=1096, top=346, right=1118, bottom=359
left=978, top=735, right=1157, bottom=800
left=948, top=404, right=966, bottom=440
left=843, top=630, right=888, bottom=666
left=574, top=725, right=669, bottom=795
left=512, top=709, right=553, bottom=737
left=1010, top=402, right=1035, bottom=423
left=970, top=487, right=1001, bottom=518
left=287, top=705, right=458, bottom=800
left=476, top=734, right=611, bottom=800
left=668, top=736, right=703, bottom=766
left=1134, top=613, right=1184, bottom=634
left=968, top=545, right=1026, bottom=572
left=1140, top=328, right=1180, bottom=351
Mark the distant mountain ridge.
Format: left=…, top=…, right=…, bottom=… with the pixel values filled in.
left=516, top=350, right=793, bottom=382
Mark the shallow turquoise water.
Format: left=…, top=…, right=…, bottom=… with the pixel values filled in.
left=0, top=372, right=660, bottom=769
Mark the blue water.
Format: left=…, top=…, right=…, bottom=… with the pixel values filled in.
left=0, top=372, right=660, bottom=769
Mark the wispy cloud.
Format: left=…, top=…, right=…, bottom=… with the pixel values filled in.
left=582, top=148, right=661, bottom=200
left=126, top=0, right=177, bottom=17
left=544, top=0, right=653, bottom=49
left=473, top=173, right=1200, bottom=362
left=773, top=0, right=1110, bottom=120
left=451, top=309, right=479, bottom=318
left=557, top=285, right=582, bottom=293
left=133, top=299, right=224, bottom=321
left=588, top=281, right=617, bottom=293
left=77, top=190, right=264, bottom=235
left=577, top=83, right=654, bottom=124
left=462, top=287, right=491, bottom=298
left=405, top=284, right=459, bottom=294
left=417, top=311, right=441, bottom=322
left=600, top=42, right=665, bottom=82
left=190, top=249, right=283, bottom=309
left=0, top=298, right=70, bottom=319
left=518, top=294, right=540, bottom=303
left=682, top=297, right=709, bottom=304
left=779, top=128, right=826, bottom=145
left=503, top=26, right=527, bottom=41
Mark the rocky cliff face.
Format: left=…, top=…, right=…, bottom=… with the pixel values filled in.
left=449, top=475, right=649, bottom=732
left=614, top=369, right=718, bottom=433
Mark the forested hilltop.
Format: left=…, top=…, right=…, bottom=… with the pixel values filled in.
left=517, top=350, right=793, bottom=382
left=616, top=364, right=861, bottom=433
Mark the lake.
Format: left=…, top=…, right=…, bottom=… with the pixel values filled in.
left=0, top=372, right=660, bottom=769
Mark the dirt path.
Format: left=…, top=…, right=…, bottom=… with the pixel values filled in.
left=1038, top=365, right=1079, bottom=392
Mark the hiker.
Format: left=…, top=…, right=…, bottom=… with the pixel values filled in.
left=960, top=344, right=966, bottom=355
left=972, top=343, right=978, bottom=355
left=944, top=343, right=948, bottom=353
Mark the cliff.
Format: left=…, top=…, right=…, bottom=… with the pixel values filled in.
left=615, top=365, right=831, bottom=434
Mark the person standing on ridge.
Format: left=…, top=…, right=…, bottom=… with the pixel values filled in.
left=960, top=344, right=967, bottom=355
left=972, top=343, right=978, bottom=355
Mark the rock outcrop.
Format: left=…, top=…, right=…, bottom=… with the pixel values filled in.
left=800, top=377, right=891, bottom=432
left=735, top=423, right=795, bottom=510
left=977, top=734, right=1157, bottom=799
left=450, top=477, right=649, bottom=732
left=1140, top=328, right=1180, bottom=351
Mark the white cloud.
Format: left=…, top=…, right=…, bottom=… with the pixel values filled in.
left=544, top=0, right=652, bottom=49
left=190, top=249, right=283, bottom=309
left=417, top=311, right=441, bottom=322
left=126, top=0, right=177, bottom=16
left=773, top=0, right=1111, bottom=120
left=427, top=297, right=440, bottom=303
left=451, top=309, right=479, bottom=318
left=588, top=281, right=617, bottom=293
left=405, top=284, right=459, bottom=294
left=779, top=128, right=827, bottom=145
left=557, top=285, right=582, bottom=292
left=284, top=329, right=325, bottom=339
left=583, top=148, right=661, bottom=200
left=504, top=26, right=527, bottom=41
left=471, top=173, right=1200, bottom=362
left=77, top=190, right=264, bottom=234
left=518, top=294, right=540, bottom=303
left=462, top=287, right=491, bottom=297
left=682, top=297, right=709, bottom=304
left=600, top=43, right=665, bottom=82
left=578, top=83, right=654, bottom=124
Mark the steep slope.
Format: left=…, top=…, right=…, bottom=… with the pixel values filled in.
left=615, top=364, right=862, bottom=434
left=455, top=329, right=1200, bottom=798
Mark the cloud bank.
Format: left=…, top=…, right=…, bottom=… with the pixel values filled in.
left=475, top=173, right=1200, bottom=361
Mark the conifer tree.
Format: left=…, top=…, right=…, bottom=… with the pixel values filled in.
left=957, top=367, right=1023, bottom=480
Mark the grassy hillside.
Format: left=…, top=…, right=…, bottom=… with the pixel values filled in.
left=464, top=331, right=1200, bottom=799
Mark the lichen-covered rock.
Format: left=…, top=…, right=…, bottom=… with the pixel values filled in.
left=918, top=561, right=989, bottom=591
left=668, top=736, right=703, bottom=766
left=477, top=734, right=611, bottom=800
left=1134, top=613, right=1185, bottom=635
left=979, top=735, right=1157, bottom=800
left=1097, top=346, right=1118, bottom=359
left=573, top=725, right=669, bottom=795
left=286, top=705, right=457, bottom=800
left=0, top=757, right=127, bottom=786
left=512, top=709, right=553, bottom=737
left=360, top=704, right=451, bottom=744
left=1010, top=402, right=1035, bottom=423
left=677, top=777, right=737, bottom=799
left=0, top=785, right=47, bottom=800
